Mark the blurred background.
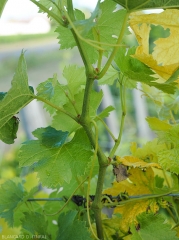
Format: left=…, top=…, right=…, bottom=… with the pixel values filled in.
left=0, top=0, right=163, bottom=178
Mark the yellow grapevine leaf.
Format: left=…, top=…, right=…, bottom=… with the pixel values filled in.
left=146, top=117, right=172, bottom=132
left=104, top=168, right=154, bottom=197
left=116, top=156, right=161, bottom=169
left=113, top=200, right=156, bottom=232
left=129, top=10, right=179, bottom=83
left=132, top=53, right=179, bottom=80
left=104, top=168, right=159, bottom=232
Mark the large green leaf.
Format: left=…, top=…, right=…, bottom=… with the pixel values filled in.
left=0, top=179, right=37, bottom=227
left=113, top=0, right=179, bottom=11
left=0, top=0, right=8, bottom=17
left=18, top=128, right=93, bottom=188
left=0, top=52, right=35, bottom=142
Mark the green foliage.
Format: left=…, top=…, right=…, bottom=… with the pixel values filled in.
left=17, top=128, right=93, bottom=187
left=56, top=210, right=92, bottom=240
left=113, top=0, right=179, bottom=10
left=2, top=0, right=179, bottom=239
left=131, top=213, right=179, bottom=240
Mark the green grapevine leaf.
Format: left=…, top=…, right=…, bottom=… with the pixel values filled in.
left=0, top=180, right=38, bottom=228
left=56, top=9, right=85, bottom=50
left=0, top=179, right=26, bottom=227
left=0, top=0, right=8, bottom=17
left=56, top=9, right=98, bottom=64
left=18, top=128, right=93, bottom=187
left=21, top=212, right=51, bottom=239
left=95, top=1, right=127, bottom=51
left=98, top=65, right=119, bottom=85
left=30, top=0, right=62, bottom=23
left=37, top=75, right=67, bottom=115
left=52, top=89, right=103, bottom=133
left=146, top=117, right=172, bottom=132
left=157, top=148, right=179, bottom=174
left=63, top=65, right=85, bottom=96
left=0, top=52, right=34, bottom=141
left=131, top=213, right=179, bottom=240
left=57, top=210, right=92, bottom=240
left=37, top=75, right=57, bottom=100
left=97, top=105, right=115, bottom=119
left=113, top=0, right=179, bottom=11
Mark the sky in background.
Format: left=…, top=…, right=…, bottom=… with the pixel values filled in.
left=1, top=0, right=97, bottom=21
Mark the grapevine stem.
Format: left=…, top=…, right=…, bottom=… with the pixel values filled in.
left=109, top=81, right=126, bottom=158
left=86, top=120, right=99, bottom=240
left=166, top=206, right=178, bottom=224
left=96, top=116, right=116, bottom=142
left=35, top=96, right=78, bottom=121
left=97, top=12, right=129, bottom=79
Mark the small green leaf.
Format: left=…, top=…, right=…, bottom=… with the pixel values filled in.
left=0, top=179, right=25, bottom=227
left=158, top=148, right=179, bottom=174
left=57, top=210, right=92, bottom=240
left=37, top=80, right=55, bottom=100
left=98, top=66, right=119, bottom=85
left=41, top=126, right=68, bottom=148
left=98, top=106, right=115, bottom=119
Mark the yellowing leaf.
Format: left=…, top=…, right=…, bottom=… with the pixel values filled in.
left=116, top=156, right=161, bottom=169
left=129, top=10, right=179, bottom=84
left=146, top=117, right=172, bottom=131
left=113, top=200, right=153, bottom=232
left=104, top=168, right=159, bottom=232
left=132, top=53, right=178, bottom=80
left=104, top=168, right=155, bottom=197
